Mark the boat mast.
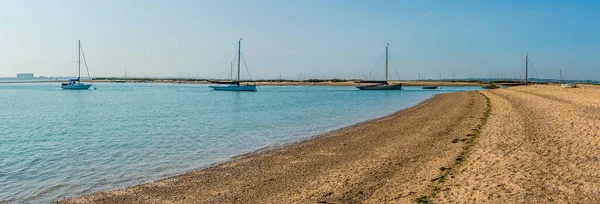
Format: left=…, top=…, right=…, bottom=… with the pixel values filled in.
left=385, top=43, right=389, bottom=82
left=237, top=38, right=241, bottom=86
left=78, top=40, right=81, bottom=81
left=230, top=62, right=233, bottom=81
left=525, top=53, right=528, bottom=85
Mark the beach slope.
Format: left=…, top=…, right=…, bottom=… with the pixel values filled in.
left=59, top=91, right=487, bottom=203
left=439, top=85, right=600, bottom=203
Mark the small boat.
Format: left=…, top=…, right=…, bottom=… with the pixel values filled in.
left=422, top=86, right=438, bottom=89
left=62, top=79, right=92, bottom=89
left=357, top=43, right=402, bottom=90
left=211, top=84, right=257, bottom=91
left=210, top=39, right=257, bottom=92
left=559, top=70, right=578, bottom=88
left=62, top=40, right=93, bottom=90
left=482, top=84, right=499, bottom=89
left=357, top=82, right=403, bottom=90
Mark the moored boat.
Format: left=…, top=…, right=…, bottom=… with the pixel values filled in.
left=210, top=39, right=257, bottom=92
left=62, top=40, right=93, bottom=90
left=62, top=79, right=92, bottom=89
left=482, top=84, right=499, bottom=89
left=356, top=43, right=402, bottom=90
left=422, top=86, right=438, bottom=89
left=357, top=82, right=403, bottom=90
left=211, top=84, right=257, bottom=91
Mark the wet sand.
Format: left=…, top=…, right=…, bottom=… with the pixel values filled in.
left=438, top=85, right=600, bottom=203
left=59, top=91, right=488, bottom=203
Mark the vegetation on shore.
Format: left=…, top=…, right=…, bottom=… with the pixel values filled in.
left=416, top=91, right=492, bottom=203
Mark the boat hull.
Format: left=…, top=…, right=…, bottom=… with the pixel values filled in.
left=482, top=84, right=499, bottom=89
left=210, top=85, right=257, bottom=91
left=356, top=84, right=403, bottom=90
left=422, top=86, right=438, bottom=89
left=562, top=83, right=578, bottom=88
left=61, top=84, right=92, bottom=90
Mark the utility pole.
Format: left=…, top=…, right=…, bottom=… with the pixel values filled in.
left=525, top=53, right=529, bottom=85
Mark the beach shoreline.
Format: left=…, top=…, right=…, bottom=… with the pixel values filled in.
left=58, top=90, right=488, bottom=203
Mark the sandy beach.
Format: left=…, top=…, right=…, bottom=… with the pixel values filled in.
left=59, top=91, right=488, bottom=203
left=438, top=85, right=600, bottom=203
left=58, top=84, right=600, bottom=203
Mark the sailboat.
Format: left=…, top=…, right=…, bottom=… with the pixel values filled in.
left=560, top=69, right=578, bottom=88
left=210, top=39, right=257, bottom=91
left=62, top=40, right=92, bottom=90
left=356, top=43, right=403, bottom=90
left=422, top=72, right=440, bottom=89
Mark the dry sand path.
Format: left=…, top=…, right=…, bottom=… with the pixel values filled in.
left=439, top=85, right=600, bottom=203
left=59, top=91, right=487, bottom=203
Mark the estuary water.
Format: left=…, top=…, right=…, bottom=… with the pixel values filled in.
left=0, top=83, right=480, bottom=203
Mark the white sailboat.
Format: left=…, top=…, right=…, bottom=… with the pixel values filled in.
left=210, top=39, right=257, bottom=91
left=62, top=40, right=92, bottom=90
left=357, top=43, right=403, bottom=90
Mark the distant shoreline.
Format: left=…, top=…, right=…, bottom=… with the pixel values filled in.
left=5, top=78, right=597, bottom=87
left=0, top=79, right=494, bottom=87
left=3, top=78, right=595, bottom=86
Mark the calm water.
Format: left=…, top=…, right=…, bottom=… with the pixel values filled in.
left=0, top=83, right=480, bottom=203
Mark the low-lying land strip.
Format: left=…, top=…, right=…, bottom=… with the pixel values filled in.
left=60, top=91, right=488, bottom=203
left=90, top=79, right=485, bottom=87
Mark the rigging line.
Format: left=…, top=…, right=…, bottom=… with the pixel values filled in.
left=208, top=42, right=239, bottom=80
left=387, top=53, right=402, bottom=80
left=528, top=59, right=541, bottom=81
left=79, top=43, right=96, bottom=89
left=240, top=52, right=253, bottom=81
left=367, top=49, right=386, bottom=80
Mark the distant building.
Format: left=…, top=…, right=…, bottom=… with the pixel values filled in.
left=17, top=73, right=34, bottom=79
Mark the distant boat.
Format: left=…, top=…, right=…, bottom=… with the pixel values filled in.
left=422, top=72, right=441, bottom=89
left=560, top=69, right=578, bottom=88
left=422, top=86, right=438, bottom=89
left=210, top=39, right=257, bottom=91
left=482, top=84, right=499, bottom=89
left=62, top=40, right=92, bottom=90
left=357, top=43, right=402, bottom=90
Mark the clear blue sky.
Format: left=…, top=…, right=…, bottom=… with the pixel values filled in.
left=1, top=0, right=599, bottom=80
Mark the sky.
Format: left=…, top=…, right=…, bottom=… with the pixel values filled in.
left=1, top=0, right=599, bottom=80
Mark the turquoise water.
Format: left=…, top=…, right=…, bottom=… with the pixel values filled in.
left=0, top=83, right=480, bottom=203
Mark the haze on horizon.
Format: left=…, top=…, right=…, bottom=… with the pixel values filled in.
left=1, top=0, right=599, bottom=80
